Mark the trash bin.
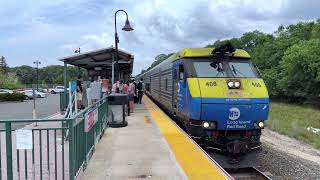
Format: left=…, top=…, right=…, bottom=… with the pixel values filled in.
left=108, top=93, right=128, bottom=128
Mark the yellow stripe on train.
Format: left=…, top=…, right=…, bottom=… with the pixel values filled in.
left=187, top=78, right=269, bottom=98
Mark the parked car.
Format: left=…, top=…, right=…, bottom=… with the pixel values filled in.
left=35, top=90, right=47, bottom=98
left=24, top=90, right=46, bottom=98
left=0, top=89, right=13, bottom=94
left=37, top=88, right=48, bottom=93
left=49, top=86, right=66, bottom=94
left=23, top=91, right=34, bottom=100
left=14, top=88, right=26, bottom=93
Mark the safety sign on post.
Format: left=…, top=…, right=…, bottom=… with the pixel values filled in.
left=70, top=81, right=77, bottom=92
left=16, top=129, right=33, bottom=149
left=85, top=107, right=98, bottom=132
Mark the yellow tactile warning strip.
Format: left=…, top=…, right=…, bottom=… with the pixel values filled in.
left=143, top=96, right=231, bottom=180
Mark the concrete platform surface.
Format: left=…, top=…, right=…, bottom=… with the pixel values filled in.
left=81, top=103, right=187, bottom=180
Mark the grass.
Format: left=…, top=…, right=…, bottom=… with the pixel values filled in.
left=266, top=102, right=320, bottom=149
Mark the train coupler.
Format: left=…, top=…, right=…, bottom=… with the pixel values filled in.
left=227, top=140, right=248, bottom=155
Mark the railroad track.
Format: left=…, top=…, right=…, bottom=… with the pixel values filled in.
left=225, top=167, right=272, bottom=180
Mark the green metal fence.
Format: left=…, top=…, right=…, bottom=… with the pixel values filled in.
left=0, top=96, right=109, bottom=180
left=59, top=93, right=69, bottom=112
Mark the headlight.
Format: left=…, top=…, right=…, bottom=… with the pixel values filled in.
left=254, top=121, right=265, bottom=129
left=234, top=81, right=240, bottom=88
left=258, top=122, right=264, bottom=128
left=227, top=80, right=241, bottom=89
left=227, top=81, right=234, bottom=88
left=202, top=121, right=217, bottom=129
left=203, top=122, right=210, bottom=128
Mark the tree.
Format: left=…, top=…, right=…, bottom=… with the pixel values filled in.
left=14, top=65, right=36, bottom=84
left=311, top=23, right=320, bottom=39
left=0, top=56, right=8, bottom=74
left=278, top=39, right=320, bottom=99
left=147, top=53, right=174, bottom=71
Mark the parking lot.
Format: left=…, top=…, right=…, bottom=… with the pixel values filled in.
left=0, top=94, right=60, bottom=129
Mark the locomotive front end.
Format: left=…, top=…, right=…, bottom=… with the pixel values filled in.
left=184, top=48, right=269, bottom=156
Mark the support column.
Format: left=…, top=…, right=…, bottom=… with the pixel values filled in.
left=112, top=54, right=115, bottom=86
left=64, top=62, right=68, bottom=94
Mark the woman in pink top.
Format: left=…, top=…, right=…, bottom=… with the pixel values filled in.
left=123, top=81, right=129, bottom=94
left=128, top=79, right=135, bottom=113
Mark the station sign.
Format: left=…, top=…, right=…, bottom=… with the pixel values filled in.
left=85, top=107, right=98, bottom=132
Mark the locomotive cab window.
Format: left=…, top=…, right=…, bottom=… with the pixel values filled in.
left=228, top=61, right=257, bottom=78
left=193, top=61, right=227, bottom=77
left=179, top=64, right=185, bottom=81
left=191, top=58, right=258, bottom=78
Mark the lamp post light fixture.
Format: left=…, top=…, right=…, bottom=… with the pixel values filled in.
left=114, top=9, right=134, bottom=82
left=75, top=47, right=81, bottom=54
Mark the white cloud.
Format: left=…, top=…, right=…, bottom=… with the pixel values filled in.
left=0, top=0, right=319, bottom=75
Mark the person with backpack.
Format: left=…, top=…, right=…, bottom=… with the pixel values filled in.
left=137, top=78, right=144, bottom=104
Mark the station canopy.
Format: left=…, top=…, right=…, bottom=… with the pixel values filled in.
left=60, top=47, right=134, bottom=78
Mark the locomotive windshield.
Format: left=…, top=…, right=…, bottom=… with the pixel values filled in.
left=193, top=62, right=227, bottom=77
left=191, top=58, right=258, bottom=78
left=228, top=61, right=257, bottom=78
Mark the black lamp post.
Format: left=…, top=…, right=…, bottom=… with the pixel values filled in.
left=114, top=9, right=134, bottom=82
left=33, top=60, right=41, bottom=91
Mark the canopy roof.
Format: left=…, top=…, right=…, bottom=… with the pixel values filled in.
left=60, top=47, right=134, bottom=75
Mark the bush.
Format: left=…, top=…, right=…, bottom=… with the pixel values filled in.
left=279, top=39, right=320, bottom=99
left=0, top=93, right=25, bottom=102
left=0, top=72, right=23, bottom=90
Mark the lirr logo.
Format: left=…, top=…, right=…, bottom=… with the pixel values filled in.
left=229, top=107, right=240, bottom=120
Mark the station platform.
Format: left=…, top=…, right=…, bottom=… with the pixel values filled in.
left=81, top=96, right=230, bottom=180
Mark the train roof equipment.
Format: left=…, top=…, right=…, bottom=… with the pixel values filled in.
left=175, top=44, right=250, bottom=60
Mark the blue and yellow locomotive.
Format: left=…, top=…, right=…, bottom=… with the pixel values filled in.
left=140, top=43, right=269, bottom=156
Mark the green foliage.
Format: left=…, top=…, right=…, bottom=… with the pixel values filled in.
left=147, top=53, right=174, bottom=71
left=0, top=93, right=25, bottom=102
left=267, top=102, right=320, bottom=149
left=0, top=56, right=8, bottom=74
left=10, top=65, right=85, bottom=86
left=0, top=72, right=23, bottom=89
left=13, top=65, right=36, bottom=84
left=137, top=53, right=174, bottom=77
left=279, top=39, right=320, bottom=98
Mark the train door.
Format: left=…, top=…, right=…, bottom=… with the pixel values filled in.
left=173, top=61, right=186, bottom=118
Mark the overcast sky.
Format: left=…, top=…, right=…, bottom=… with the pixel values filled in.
left=0, top=0, right=319, bottom=75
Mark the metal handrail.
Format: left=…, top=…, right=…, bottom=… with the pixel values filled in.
left=0, top=95, right=109, bottom=180
left=72, top=96, right=108, bottom=119
left=0, top=118, right=71, bottom=123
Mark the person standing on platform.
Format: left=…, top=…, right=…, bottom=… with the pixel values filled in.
left=76, top=76, right=84, bottom=109
left=128, top=79, right=135, bottom=113
left=137, top=78, right=144, bottom=104
left=123, top=81, right=129, bottom=94
left=133, top=80, right=138, bottom=103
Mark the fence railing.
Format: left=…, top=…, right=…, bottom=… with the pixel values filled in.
left=59, top=93, right=69, bottom=112
left=0, top=96, right=109, bottom=180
